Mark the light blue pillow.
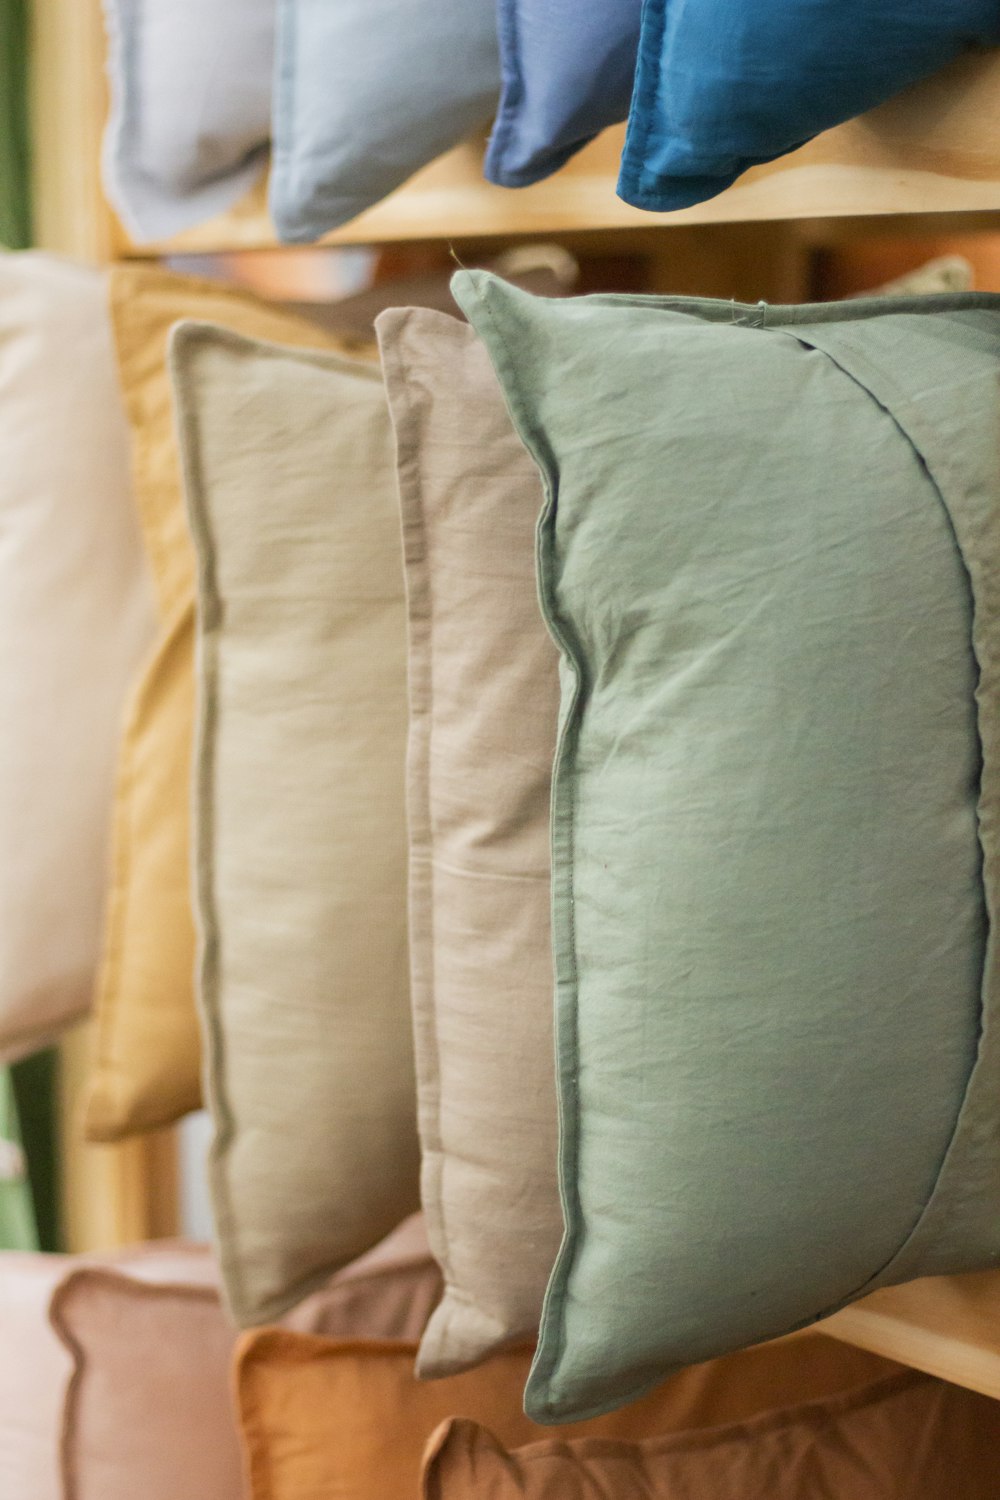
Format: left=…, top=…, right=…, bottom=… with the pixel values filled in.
left=484, top=0, right=641, bottom=187
left=456, top=269, right=1000, bottom=1423
left=618, top=0, right=1000, bottom=212
left=270, top=0, right=500, bottom=242
left=102, top=0, right=274, bottom=242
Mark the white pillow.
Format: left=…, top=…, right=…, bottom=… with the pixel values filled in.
left=0, top=253, right=154, bottom=1061
left=102, top=0, right=275, bottom=241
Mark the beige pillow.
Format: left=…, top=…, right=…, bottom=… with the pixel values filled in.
left=84, top=265, right=364, bottom=1144
left=0, top=253, right=154, bottom=1062
left=171, top=322, right=418, bottom=1323
left=377, top=307, right=560, bottom=1376
left=420, top=1374, right=1000, bottom=1499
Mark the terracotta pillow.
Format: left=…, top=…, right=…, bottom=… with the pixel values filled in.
left=53, top=1221, right=441, bottom=1500
left=421, top=1373, right=1000, bottom=1499
left=83, top=265, right=367, bottom=1145
left=172, top=323, right=418, bottom=1322
left=234, top=1331, right=902, bottom=1500
left=0, top=253, right=154, bottom=1064
left=376, top=307, right=560, bottom=1377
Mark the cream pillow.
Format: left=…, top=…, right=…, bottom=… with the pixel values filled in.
left=377, top=307, right=560, bottom=1376
left=0, top=253, right=154, bottom=1063
left=171, top=322, right=418, bottom=1323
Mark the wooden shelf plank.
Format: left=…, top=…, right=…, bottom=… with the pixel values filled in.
left=131, top=50, right=1000, bottom=255
left=821, top=1273, right=1000, bottom=1400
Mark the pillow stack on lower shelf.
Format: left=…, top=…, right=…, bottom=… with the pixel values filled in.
left=4, top=250, right=1000, bottom=1491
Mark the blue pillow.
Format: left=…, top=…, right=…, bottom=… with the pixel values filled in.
left=484, top=0, right=641, bottom=187
left=271, top=0, right=500, bottom=243
left=619, top=0, right=1000, bottom=212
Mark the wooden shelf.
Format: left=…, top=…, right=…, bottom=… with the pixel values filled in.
left=821, top=1272, right=1000, bottom=1400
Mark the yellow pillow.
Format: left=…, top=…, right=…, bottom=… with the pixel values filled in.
left=83, top=265, right=366, bottom=1142
left=233, top=1332, right=902, bottom=1500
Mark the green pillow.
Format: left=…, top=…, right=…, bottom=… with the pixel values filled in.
left=454, top=270, right=1000, bottom=1423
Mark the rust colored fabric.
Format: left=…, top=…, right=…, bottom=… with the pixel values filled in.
left=234, top=1331, right=903, bottom=1500
left=421, top=1372, right=1000, bottom=1499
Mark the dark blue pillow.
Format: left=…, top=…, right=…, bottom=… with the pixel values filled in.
left=618, top=0, right=1000, bottom=212
left=484, top=0, right=641, bottom=187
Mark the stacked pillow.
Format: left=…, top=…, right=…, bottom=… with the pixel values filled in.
left=234, top=1331, right=904, bottom=1500
left=100, top=0, right=1000, bottom=236
left=149, top=262, right=1000, bottom=1432
left=10, top=246, right=990, bottom=1462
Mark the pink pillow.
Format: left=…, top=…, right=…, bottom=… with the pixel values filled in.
left=51, top=1219, right=440, bottom=1500
left=0, top=1243, right=214, bottom=1500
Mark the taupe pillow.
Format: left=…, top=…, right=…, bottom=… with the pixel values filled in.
left=377, top=308, right=560, bottom=1376
left=171, top=323, right=419, bottom=1324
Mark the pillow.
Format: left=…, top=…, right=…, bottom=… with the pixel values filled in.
left=83, top=266, right=366, bottom=1146
left=101, top=0, right=274, bottom=241
left=0, top=1243, right=214, bottom=1500
left=0, top=253, right=154, bottom=1064
left=376, top=307, right=560, bottom=1376
left=269, top=0, right=500, bottom=242
left=617, top=1, right=1000, bottom=212
left=421, top=1374, right=1000, bottom=1499
left=455, top=270, right=1000, bottom=1421
left=171, top=322, right=418, bottom=1323
left=235, top=1331, right=903, bottom=1500
left=484, top=0, right=641, bottom=187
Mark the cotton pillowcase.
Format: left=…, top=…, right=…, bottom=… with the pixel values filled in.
left=484, top=0, right=641, bottom=187
left=83, top=266, right=367, bottom=1147
left=0, top=253, right=154, bottom=1064
left=376, top=307, right=560, bottom=1376
left=171, top=322, right=418, bottom=1324
left=455, top=271, right=1000, bottom=1421
left=618, top=0, right=1000, bottom=212
left=101, top=0, right=274, bottom=241
left=421, top=1376, right=1000, bottom=1499
left=270, top=0, right=500, bottom=242
left=235, top=1332, right=903, bottom=1500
